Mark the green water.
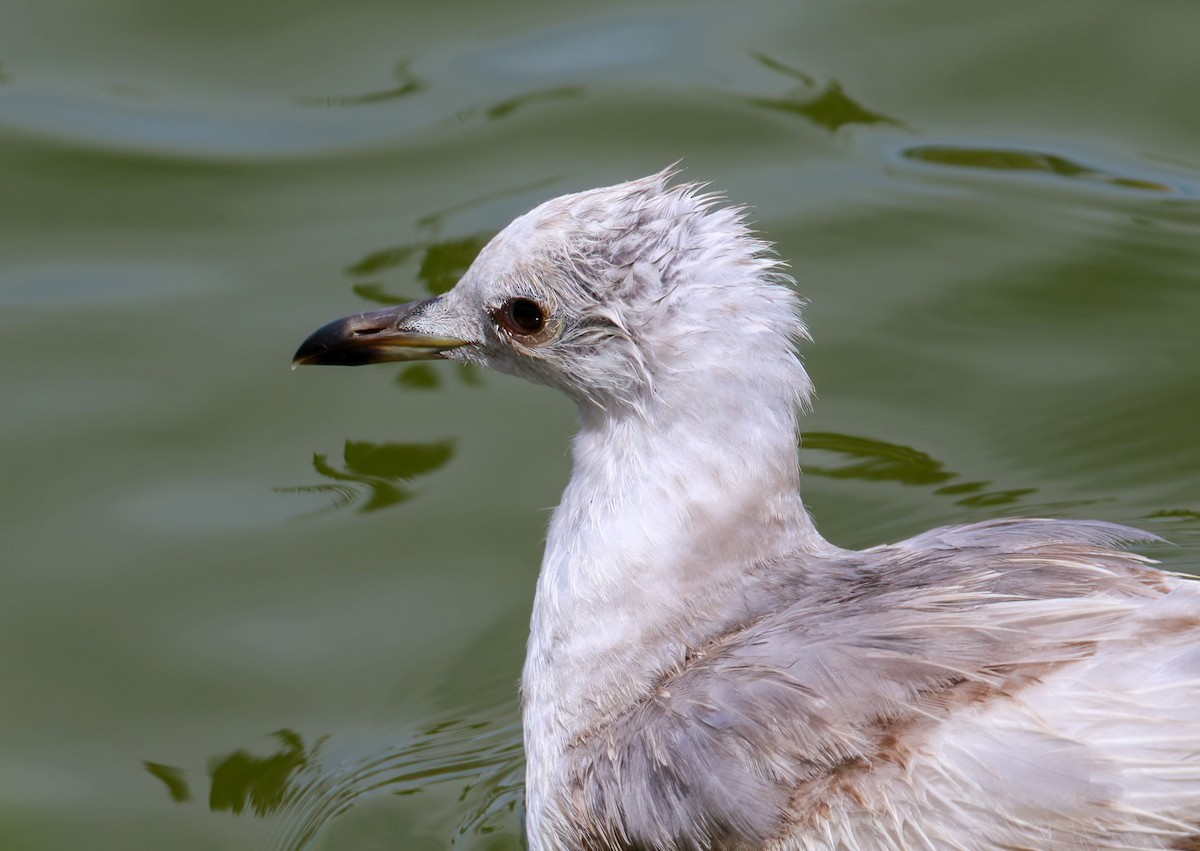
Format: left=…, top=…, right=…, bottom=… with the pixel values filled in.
left=2, top=1, right=1198, bottom=848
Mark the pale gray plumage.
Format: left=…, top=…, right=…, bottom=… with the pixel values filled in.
left=294, top=169, right=1200, bottom=851
left=559, top=519, right=1185, bottom=850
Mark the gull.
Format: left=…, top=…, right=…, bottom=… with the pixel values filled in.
left=294, top=170, right=1200, bottom=851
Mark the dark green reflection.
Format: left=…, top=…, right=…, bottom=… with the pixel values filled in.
left=297, top=61, right=424, bottom=107
left=417, top=235, right=490, bottom=294
left=955, top=488, right=1037, bottom=508
left=345, top=233, right=490, bottom=296
left=346, top=248, right=419, bottom=279
left=209, top=730, right=319, bottom=816
left=144, top=760, right=191, bottom=803
left=803, top=432, right=952, bottom=486
left=278, top=439, right=454, bottom=514
left=143, top=730, right=320, bottom=818
left=802, top=432, right=1040, bottom=509
left=1150, top=509, right=1200, bottom=521
left=342, top=440, right=452, bottom=478
left=350, top=281, right=406, bottom=305
left=904, top=146, right=1173, bottom=191
left=744, top=53, right=899, bottom=132
left=397, top=363, right=440, bottom=390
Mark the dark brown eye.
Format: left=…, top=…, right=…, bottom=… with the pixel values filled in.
left=497, top=297, right=547, bottom=336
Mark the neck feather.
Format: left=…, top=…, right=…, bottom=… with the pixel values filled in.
left=522, top=332, right=823, bottom=782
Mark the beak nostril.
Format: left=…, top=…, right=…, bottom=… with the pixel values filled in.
left=352, top=326, right=387, bottom=337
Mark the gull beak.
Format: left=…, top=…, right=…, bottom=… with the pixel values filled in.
left=292, top=298, right=469, bottom=367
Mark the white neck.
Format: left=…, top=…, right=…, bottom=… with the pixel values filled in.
left=520, top=348, right=824, bottom=823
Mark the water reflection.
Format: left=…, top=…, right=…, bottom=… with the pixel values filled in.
left=903, top=145, right=1174, bottom=192
left=743, top=53, right=899, bottom=133
left=1152, top=509, right=1200, bottom=521
left=418, top=236, right=492, bottom=294
left=297, top=62, right=424, bottom=107
left=143, top=730, right=317, bottom=822
left=803, top=432, right=951, bottom=486
left=145, top=715, right=524, bottom=851
left=346, top=234, right=490, bottom=295
left=803, top=431, right=1036, bottom=508
left=278, top=439, right=454, bottom=514
left=144, top=760, right=191, bottom=803
left=483, top=86, right=584, bottom=121
left=210, top=730, right=320, bottom=816
left=396, top=363, right=440, bottom=390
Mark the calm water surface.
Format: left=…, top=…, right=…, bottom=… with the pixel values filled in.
left=2, top=1, right=1198, bottom=848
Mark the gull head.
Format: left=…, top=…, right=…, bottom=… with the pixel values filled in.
left=294, top=169, right=812, bottom=416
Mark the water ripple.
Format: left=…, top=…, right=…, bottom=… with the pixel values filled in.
left=146, top=715, right=525, bottom=851
left=296, top=62, right=424, bottom=108
left=275, top=718, right=524, bottom=851
left=903, top=145, right=1177, bottom=192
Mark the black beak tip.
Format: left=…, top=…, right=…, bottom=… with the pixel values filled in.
left=293, top=346, right=378, bottom=367
left=292, top=317, right=359, bottom=367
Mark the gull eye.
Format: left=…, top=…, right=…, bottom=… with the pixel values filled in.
left=496, top=297, right=547, bottom=337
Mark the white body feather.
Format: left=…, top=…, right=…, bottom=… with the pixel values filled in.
left=786, top=586, right=1200, bottom=850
